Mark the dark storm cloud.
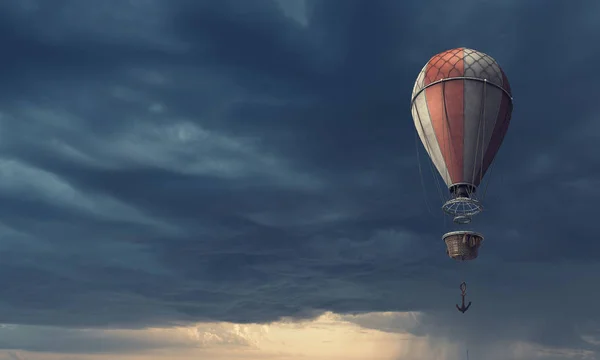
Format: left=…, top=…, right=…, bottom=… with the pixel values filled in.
left=0, top=0, right=599, bottom=357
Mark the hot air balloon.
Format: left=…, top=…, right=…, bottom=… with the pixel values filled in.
left=410, top=47, right=513, bottom=260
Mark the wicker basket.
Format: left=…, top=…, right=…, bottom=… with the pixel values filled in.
left=442, top=231, right=484, bottom=261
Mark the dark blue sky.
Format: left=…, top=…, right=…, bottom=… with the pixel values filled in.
left=0, top=0, right=598, bottom=359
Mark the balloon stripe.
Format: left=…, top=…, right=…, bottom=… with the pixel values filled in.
left=423, top=49, right=464, bottom=186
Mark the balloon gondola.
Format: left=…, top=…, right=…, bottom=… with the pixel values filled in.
left=443, top=231, right=484, bottom=261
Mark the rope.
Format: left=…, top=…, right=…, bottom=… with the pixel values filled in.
left=415, top=133, right=433, bottom=215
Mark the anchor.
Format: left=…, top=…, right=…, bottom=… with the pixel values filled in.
left=456, top=281, right=472, bottom=314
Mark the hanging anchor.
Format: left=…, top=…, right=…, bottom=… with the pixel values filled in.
left=456, top=281, right=472, bottom=313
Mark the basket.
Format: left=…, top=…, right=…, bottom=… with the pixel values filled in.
left=442, top=231, right=484, bottom=261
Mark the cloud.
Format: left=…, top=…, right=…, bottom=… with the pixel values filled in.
left=0, top=314, right=410, bottom=359
left=0, top=312, right=589, bottom=360
left=0, top=0, right=598, bottom=359
left=0, top=321, right=262, bottom=354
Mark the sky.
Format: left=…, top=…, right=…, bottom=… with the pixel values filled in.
left=0, top=0, right=599, bottom=359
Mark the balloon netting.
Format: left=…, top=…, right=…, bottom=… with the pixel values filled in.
left=412, top=48, right=508, bottom=97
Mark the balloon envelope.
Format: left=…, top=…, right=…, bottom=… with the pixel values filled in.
left=411, top=48, right=513, bottom=188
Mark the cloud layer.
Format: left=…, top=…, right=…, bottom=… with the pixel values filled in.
left=0, top=0, right=599, bottom=359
